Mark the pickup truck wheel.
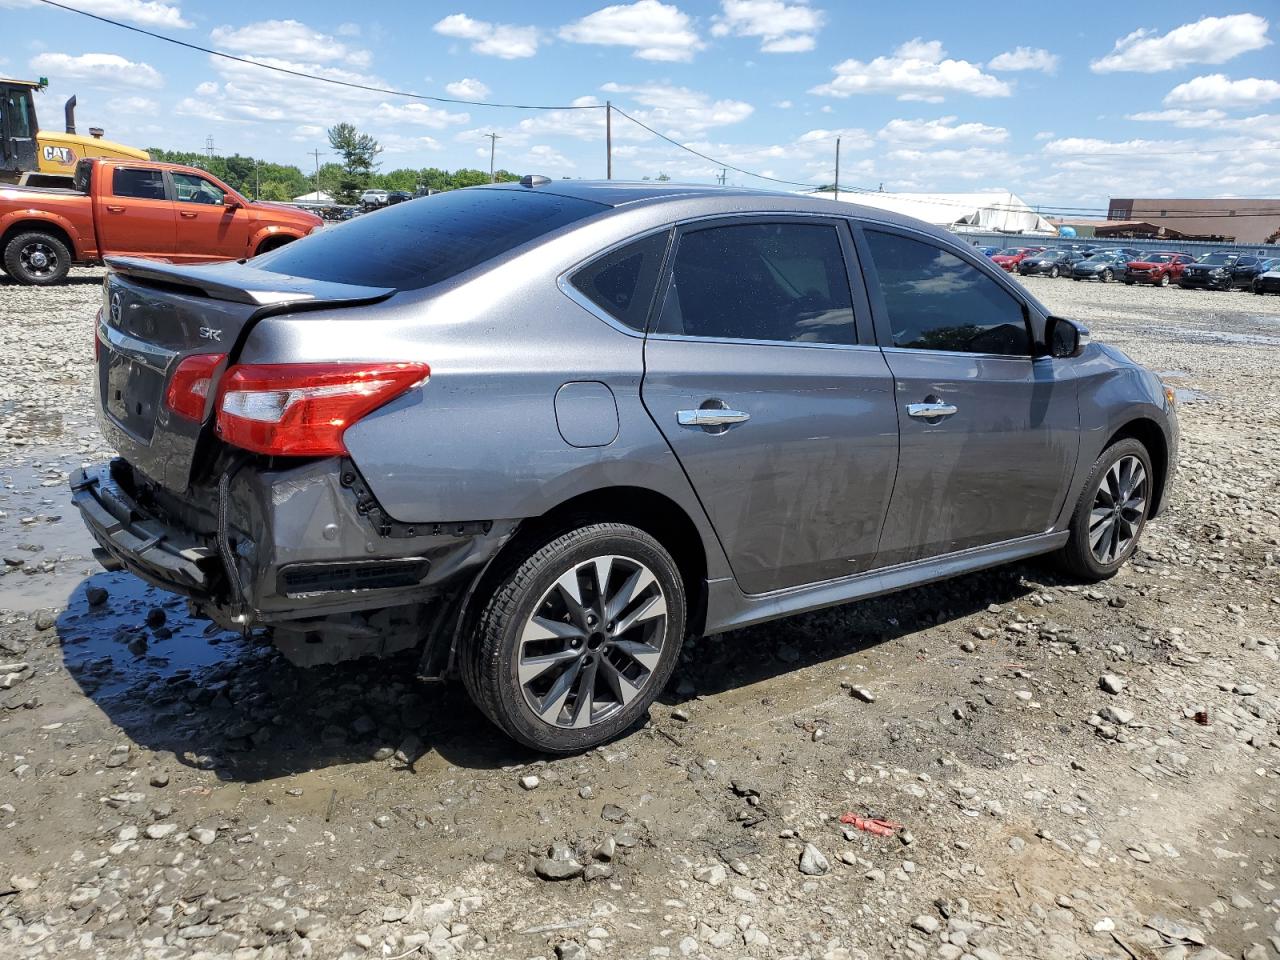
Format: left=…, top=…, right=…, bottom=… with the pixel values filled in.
left=1056, top=438, right=1153, bottom=582
left=3, top=231, right=71, bottom=286
left=461, top=523, right=686, bottom=753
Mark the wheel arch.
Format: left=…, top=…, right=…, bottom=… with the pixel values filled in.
left=252, top=231, right=300, bottom=257
left=1, top=218, right=78, bottom=262
left=1104, top=417, right=1169, bottom=517
left=427, top=484, right=711, bottom=679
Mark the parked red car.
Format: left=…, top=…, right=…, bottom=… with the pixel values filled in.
left=0, top=158, right=321, bottom=285
left=1123, top=252, right=1195, bottom=287
left=991, top=246, right=1045, bottom=272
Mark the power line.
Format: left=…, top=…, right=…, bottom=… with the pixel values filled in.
left=35, top=0, right=602, bottom=111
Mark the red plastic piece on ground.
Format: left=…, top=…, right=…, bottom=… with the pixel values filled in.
left=839, top=814, right=904, bottom=837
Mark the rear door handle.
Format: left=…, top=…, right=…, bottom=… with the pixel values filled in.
left=179, top=211, right=197, bottom=219
left=677, top=408, right=750, bottom=427
left=906, top=402, right=958, bottom=419
left=105, top=205, right=125, bottom=213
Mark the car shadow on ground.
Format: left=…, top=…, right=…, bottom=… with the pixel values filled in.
left=55, top=561, right=1052, bottom=783
left=0, top=275, right=102, bottom=287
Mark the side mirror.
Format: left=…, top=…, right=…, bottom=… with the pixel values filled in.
left=1045, top=316, right=1089, bottom=359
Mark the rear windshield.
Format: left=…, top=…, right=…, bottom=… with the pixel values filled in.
left=252, top=187, right=605, bottom=291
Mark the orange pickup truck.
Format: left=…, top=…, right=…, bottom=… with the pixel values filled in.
left=0, top=158, right=322, bottom=285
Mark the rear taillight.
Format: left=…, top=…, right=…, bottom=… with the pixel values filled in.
left=166, top=354, right=227, bottom=422
left=215, top=362, right=429, bottom=457
left=94, top=308, right=102, bottom=363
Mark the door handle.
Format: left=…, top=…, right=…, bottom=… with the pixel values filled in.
left=677, top=408, right=750, bottom=427
left=105, top=205, right=125, bottom=213
left=906, top=402, right=958, bottom=419
left=179, top=211, right=197, bottom=219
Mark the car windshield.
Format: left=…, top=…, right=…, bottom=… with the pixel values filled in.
left=997, top=248, right=1024, bottom=256
left=252, top=187, right=604, bottom=291
left=1197, top=253, right=1235, bottom=265
left=1037, top=249, right=1065, bottom=257
left=1143, top=254, right=1172, bottom=263
left=1085, top=253, right=1114, bottom=262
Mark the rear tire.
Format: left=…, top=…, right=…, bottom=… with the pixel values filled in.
left=460, top=523, right=686, bottom=753
left=1056, top=438, right=1153, bottom=582
left=3, top=231, right=71, bottom=286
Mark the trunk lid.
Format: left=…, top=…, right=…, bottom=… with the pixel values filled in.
left=97, top=256, right=393, bottom=492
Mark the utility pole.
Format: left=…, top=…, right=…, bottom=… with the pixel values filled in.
left=310, top=149, right=322, bottom=195
left=253, top=158, right=259, bottom=200
left=605, top=101, right=612, bottom=180
left=484, top=132, right=501, bottom=183
left=834, top=137, right=841, bottom=202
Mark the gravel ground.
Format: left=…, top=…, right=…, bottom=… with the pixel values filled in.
left=1, top=267, right=1279, bottom=960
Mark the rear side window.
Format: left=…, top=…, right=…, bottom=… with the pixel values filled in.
left=569, top=230, right=670, bottom=331
left=653, top=222, right=855, bottom=345
left=112, top=167, right=166, bottom=200
left=253, top=188, right=604, bottom=292
left=863, top=230, right=1030, bottom=356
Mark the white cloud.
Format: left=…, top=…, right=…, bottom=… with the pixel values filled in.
left=1033, top=130, right=1055, bottom=141
left=28, top=52, right=163, bottom=89
left=600, top=82, right=753, bottom=134
left=1163, top=74, right=1280, bottom=109
left=880, top=146, right=1029, bottom=182
left=710, top=0, right=824, bottom=54
left=209, top=20, right=371, bottom=68
left=0, top=0, right=190, bottom=29
left=1091, top=14, right=1271, bottom=73
left=433, top=14, right=539, bottom=59
left=810, top=39, right=1011, bottom=101
left=525, top=143, right=575, bottom=170
left=444, top=78, right=490, bottom=100
left=106, top=95, right=158, bottom=114
left=195, top=80, right=218, bottom=96
left=560, top=1, right=705, bottom=63
left=878, top=116, right=1008, bottom=143
left=372, top=102, right=470, bottom=129
left=987, top=46, right=1058, bottom=73
left=1127, top=107, right=1230, bottom=129
left=335, top=22, right=361, bottom=37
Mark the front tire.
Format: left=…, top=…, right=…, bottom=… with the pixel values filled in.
left=1057, top=439, right=1153, bottom=582
left=3, top=231, right=71, bottom=286
left=1049, top=266, right=1059, bottom=278
left=1102, top=268, right=1113, bottom=283
left=460, top=523, right=687, bottom=753
left=1159, top=273, right=1170, bottom=287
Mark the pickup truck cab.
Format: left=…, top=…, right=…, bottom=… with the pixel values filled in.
left=0, top=158, right=322, bottom=285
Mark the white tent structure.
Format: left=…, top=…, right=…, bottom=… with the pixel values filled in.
left=804, top=189, right=1058, bottom=236
left=292, top=190, right=334, bottom=203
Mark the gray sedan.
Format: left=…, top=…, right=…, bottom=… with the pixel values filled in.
left=1072, top=251, right=1133, bottom=282
left=73, top=181, right=1178, bottom=752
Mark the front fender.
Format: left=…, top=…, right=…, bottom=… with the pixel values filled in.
left=246, top=224, right=306, bottom=257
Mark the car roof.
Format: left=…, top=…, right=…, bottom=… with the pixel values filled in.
left=474, top=179, right=956, bottom=236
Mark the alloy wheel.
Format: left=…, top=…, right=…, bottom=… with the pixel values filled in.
left=517, top=554, right=668, bottom=729
left=1088, top=455, right=1147, bottom=564
left=20, top=241, right=58, bottom=279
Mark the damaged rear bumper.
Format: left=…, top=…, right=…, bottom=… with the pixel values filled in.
left=71, top=458, right=517, bottom=661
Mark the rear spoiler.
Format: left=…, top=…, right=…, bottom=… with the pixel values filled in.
left=104, top=256, right=395, bottom=309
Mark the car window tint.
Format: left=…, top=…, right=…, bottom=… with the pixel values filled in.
left=654, top=222, right=855, bottom=345
left=112, top=167, right=167, bottom=200
left=171, top=172, right=226, bottom=205
left=864, top=230, right=1030, bottom=356
left=253, top=187, right=603, bottom=292
left=569, top=230, right=670, bottom=331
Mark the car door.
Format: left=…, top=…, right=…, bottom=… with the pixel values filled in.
left=94, top=166, right=176, bottom=256
left=167, top=171, right=252, bottom=261
left=640, top=217, right=899, bottom=594
left=853, top=224, right=1080, bottom=567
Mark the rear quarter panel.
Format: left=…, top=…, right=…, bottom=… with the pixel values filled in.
left=0, top=188, right=96, bottom=259
left=235, top=209, right=736, bottom=581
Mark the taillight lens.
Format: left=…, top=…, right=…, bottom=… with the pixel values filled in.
left=215, top=362, right=429, bottom=457
left=166, top=353, right=227, bottom=422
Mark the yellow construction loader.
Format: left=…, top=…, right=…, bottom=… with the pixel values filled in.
left=1, top=77, right=149, bottom=186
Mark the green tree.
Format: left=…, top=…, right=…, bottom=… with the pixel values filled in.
left=326, top=122, right=381, bottom=203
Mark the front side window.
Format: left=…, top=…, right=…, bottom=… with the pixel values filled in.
left=171, top=172, right=227, bottom=205
left=569, top=230, right=670, bottom=332
left=654, top=222, right=855, bottom=345
left=863, top=230, right=1031, bottom=356
left=112, top=167, right=166, bottom=200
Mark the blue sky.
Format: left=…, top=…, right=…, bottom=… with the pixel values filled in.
left=3, top=1, right=1277, bottom=208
